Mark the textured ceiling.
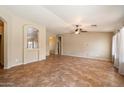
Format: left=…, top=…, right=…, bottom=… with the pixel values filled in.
left=1, top=5, right=124, bottom=34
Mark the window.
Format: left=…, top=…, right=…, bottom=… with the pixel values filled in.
left=27, top=27, right=39, bottom=49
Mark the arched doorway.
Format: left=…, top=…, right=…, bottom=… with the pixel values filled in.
left=0, top=17, right=7, bottom=69
left=0, top=20, right=4, bottom=68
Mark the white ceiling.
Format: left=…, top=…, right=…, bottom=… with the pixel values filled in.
left=1, top=5, right=124, bottom=34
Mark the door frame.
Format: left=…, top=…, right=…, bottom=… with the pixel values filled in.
left=57, top=35, right=63, bottom=55
left=0, top=17, right=8, bottom=69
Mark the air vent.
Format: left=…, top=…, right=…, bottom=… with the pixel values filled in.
left=91, top=25, right=97, bottom=27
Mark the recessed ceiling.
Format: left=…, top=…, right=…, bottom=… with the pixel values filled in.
left=0, top=5, right=124, bottom=34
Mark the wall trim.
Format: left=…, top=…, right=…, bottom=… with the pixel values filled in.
left=62, top=54, right=112, bottom=61
left=5, top=58, right=46, bottom=69
left=5, top=62, right=23, bottom=69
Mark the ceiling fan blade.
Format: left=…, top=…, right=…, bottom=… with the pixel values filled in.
left=80, top=30, right=88, bottom=32
left=79, top=28, right=87, bottom=32
left=75, top=29, right=78, bottom=31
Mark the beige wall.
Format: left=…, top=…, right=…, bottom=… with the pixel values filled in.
left=0, top=7, right=46, bottom=69
left=62, top=32, right=113, bottom=61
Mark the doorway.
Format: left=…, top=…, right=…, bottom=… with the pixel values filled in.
left=0, top=20, right=4, bottom=68
left=58, top=36, right=62, bottom=55
left=48, top=36, right=57, bottom=55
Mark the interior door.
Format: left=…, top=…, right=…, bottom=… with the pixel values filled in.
left=23, top=25, right=39, bottom=64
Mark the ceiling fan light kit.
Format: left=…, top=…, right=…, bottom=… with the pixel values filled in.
left=75, top=30, right=80, bottom=34
left=74, top=25, right=86, bottom=34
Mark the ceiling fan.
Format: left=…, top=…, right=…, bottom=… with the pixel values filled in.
left=74, top=25, right=87, bottom=34
left=73, top=24, right=97, bottom=34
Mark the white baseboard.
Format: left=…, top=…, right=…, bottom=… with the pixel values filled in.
left=5, top=58, right=47, bottom=69
left=5, top=63, right=23, bottom=69
left=62, top=54, right=112, bottom=61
